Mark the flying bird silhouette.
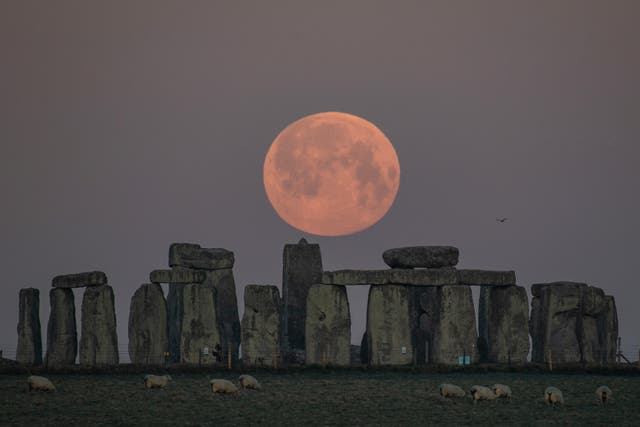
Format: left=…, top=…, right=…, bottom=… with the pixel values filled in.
left=496, top=217, right=508, bottom=223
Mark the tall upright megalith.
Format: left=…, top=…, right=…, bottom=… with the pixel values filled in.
left=366, top=285, right=413, bottom=365
left=282, top=238, right=323, bottom=363
left=167, top=284, right=184, bottom=363
left=241, top=285, right=281, bottom=367
left=16, top=288, right=42, bottom=365
left=80, top=284, right=119, bottom=366
left=430, top=285, right=477, bottom=364
left=203, top=268, right=241, bottom=366
left=46, top=288, right=77, bottom=367
left=180, top=283, right=221, bottom=365
left=305, top=284, right=351, bottom=366
left=128, top=283, right=168, bottom=365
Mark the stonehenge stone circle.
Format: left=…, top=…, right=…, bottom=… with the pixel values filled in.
left=169, top=243, right=234, bottom=270
left=45, top=287, right=77, bottom=367
left=52, top=271, right=107, bottom=288
left=80, top=284, right=119, bottom=366
left=241, top=285, right=281, bottom=367
left=478, top=285, right=529, bottom=364
left=383, top=246, right=459, bottom=269
left=366, top=285, right=413, bottom=365
left=128, top=283, right=168, bottom=365
left=180, top=283, right=221, bottom=365
left=167, top=284, right=184, bottom=363
left=16, top=288, right=42, bottom=365
left=305, top=284, right=351, bottom=366
left=282, top=238, right=323, bottom=363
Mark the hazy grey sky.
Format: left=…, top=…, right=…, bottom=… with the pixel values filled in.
left=1, top=1, right=639, bottom=359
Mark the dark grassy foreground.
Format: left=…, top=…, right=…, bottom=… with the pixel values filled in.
left=1, top=370, right=639, bottom=426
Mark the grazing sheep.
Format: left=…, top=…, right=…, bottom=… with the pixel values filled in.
left=469, top=385, right=496, bottom=404
left=595, top=385, right=612, bottom=405
left=492, top=384, right=512, bottom=400
left=210, top=379, right=239, bottom=394
left=544, top=386, right=564, bottom=406
left=439, top=383, right=466, bottom=398
left=27, top=376, right=56, bottom=392
left=238, top=374, right=261, bottom=390
left=143, top=374, right=172, bottom=389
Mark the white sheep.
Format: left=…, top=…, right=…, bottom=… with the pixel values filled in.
left=491, top=384, right=512, bottom=400
left=469, top=385, right=496, bottom=404
left=27, top=375, right=56, bottom=392
left=238, top=374, right=261, bottom=390
left=210, top=379, right=239, bottom=394
left=439, top=383, right=466, bottom=398
left=595, top=385, right=612, bottom=405
left=143, top=374, right=172, bottom=389
left=544, top=386, right=564, bottom=406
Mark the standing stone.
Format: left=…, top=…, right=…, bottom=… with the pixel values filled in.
left=241, top=285, right=281, bottom=367
left=80, top=285, right=119, bottom=366
left=281, top=238, right=323, bottom=363
left=128, top=283, right=168, bottom=365
left=580, top=286, right=608, bottom=365
left=180, top=284, right=221, bottom=365
left=366, top=285, right=413, bottom=365
left=45, top=288, right=77, bottom=367
left=360, top=332, right=368, bottom=364
left=202, top=268, right=241, bottom=366
left=478, top=285, right=529, bottom=364
left=16, top=288, right=42, bottom=365
left=167, top=284, right=184, bottom=363
left=601, top=296, right=618, bottom=365
left=305, top=285, right=351, bottom=366
left=383, top=246, right=459, bottom=269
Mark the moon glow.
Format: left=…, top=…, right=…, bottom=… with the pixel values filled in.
left=263, top=112, right=400, bottom=236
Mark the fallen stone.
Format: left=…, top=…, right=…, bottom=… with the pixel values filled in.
left=478, top=285, right=529, bottom=364
left=322, top=269, right=458, bottom=286
left=281, top=238, right=323, bottom=364
left=167, top=284, right=184, bottom=363
left=128, top=283, right=168, bottom=365
left=456, top=270, right=516, bottom=286
left=149, top=268, right=206, bottom=284
left=169, top=243, right=234, bottom=270
left=52, top=271, right=107, bottom=288
left=180, top=283, right=221, bottom=365
left=305, top=285, right=351, bottom=366
left=383, top=246, right=459, bottom=269
left=241, top=285, right=281, bottom=367
left=16, top=288, right=42, bottom=365
left=80, top=285, right=119, bottom=366
left=366, top=285, right=413, bottom=366
left=45, top=288, right=77, bottom=367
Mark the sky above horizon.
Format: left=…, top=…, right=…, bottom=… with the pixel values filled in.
left=1, top=1, right=639, bottom=360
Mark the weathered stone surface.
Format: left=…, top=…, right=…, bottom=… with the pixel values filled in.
left=180, top=284, right=221, bottom=364
left=128, top=283, right=168, bottom=365
left=16, top=288, right=42, bottom=365
left=478, top=285, right=529, bottom=364
left=282, top=238, right=323, bottom=364
left=52, top=271, right=107, bottom=288
left=150, top=268, right=206, bottom=284
left=456, top=270, right=516, bottom=286
left=383, top=246, right=459, bottom=269
left=202, top=268, right=241, bottom=366
left=350, top=345, right=361, bottom=365
left=80, top=285, right=119, bottom=366
left=322, top=269, right=458, bottom=286
left=580, top=286, right=607, bottom=364
left=46, top=288, right=77, bottom=367
left=410, top=286, right=439, bottom=365
left=169, top=243, right=234, bottom=270
left=601, top=296, right=618, bottom=365
left=360, top=332, right=368, bottom=364
left=241, top=285, right=281, bottom=367
left=366, top=285, right=413, bottom=365
left=167, top=284, right=184, bottom=363
left=305, top=285, right=351, bottom=366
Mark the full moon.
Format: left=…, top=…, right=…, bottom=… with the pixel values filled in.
left=263, top=112, right=400, bottom=236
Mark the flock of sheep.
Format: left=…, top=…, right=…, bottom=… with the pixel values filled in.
left=439, top=382, right=613, bottom=406
left=27, top=375, right=612, bottom=406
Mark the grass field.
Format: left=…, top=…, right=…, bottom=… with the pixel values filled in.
left=1, top=370, right=639, bottom=426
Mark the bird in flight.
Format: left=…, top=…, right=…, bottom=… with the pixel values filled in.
left=496, top=217, right=508, bottom=223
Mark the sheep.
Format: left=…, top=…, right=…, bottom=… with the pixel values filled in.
left=544, top=386, right=564, bottom=406
left=469, top=385, right=496, bottom=404
left=595, top=385, right=612, bottom=405
left=439, top=383, right=466, bottom=398
left=27, top=375, right=56, bottom=392
left=210, top=379, right=239, bottom=394
left=238, top=374, right=261, bottom=390
left=143, top=374, right=172, bottom=389
left=491, top=384, right=512, bottom=400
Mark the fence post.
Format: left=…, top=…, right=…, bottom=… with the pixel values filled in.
left=548, top=349, right=553, bottom=371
